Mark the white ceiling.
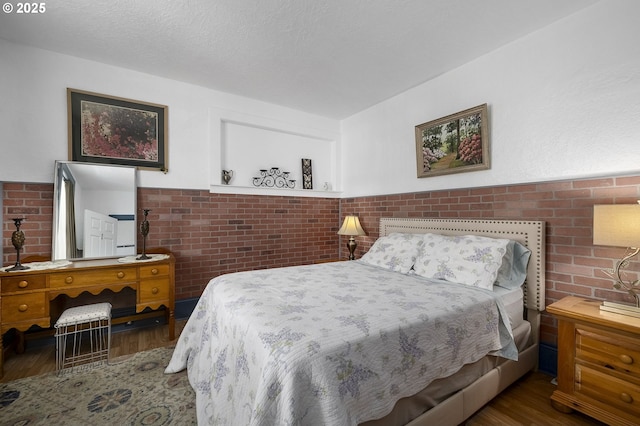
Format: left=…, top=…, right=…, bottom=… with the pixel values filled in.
left=0, top=0, right=598, bottom=119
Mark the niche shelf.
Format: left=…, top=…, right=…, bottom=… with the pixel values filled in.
left=210, top=183, right=341, bottom=198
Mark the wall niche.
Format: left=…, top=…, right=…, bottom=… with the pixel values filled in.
left=210, top=108, right=340, bottom=198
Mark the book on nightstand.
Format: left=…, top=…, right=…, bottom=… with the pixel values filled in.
left=600, top=301, right=640, bottom=318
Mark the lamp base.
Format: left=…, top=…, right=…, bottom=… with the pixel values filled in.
left=600, top=301, right=640, bottom=318
left=346, top=237, right=357, bottom=260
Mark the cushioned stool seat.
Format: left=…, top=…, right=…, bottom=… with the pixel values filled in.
left=54, top=302, right=111, bottom=374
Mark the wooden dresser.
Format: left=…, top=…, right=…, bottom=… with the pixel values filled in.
left=548, top=296, right=640, bottom=425
left=0, top=254, right=175, bottom=378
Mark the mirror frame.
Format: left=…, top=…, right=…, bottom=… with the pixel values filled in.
left=52, top=160, right=137, bottom=261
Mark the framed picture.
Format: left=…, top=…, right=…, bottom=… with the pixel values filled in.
left=415, top=103, right=489, bottom=178
left=68, top=89, right=168, bottom=171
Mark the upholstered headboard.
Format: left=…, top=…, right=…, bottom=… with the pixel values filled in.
left=379, top=218, right=546, bottom=313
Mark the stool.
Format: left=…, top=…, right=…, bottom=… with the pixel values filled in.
left=54, top=302, right=112, bottom=374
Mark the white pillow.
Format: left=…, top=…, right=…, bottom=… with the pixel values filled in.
left=359, top=233, right=424, bottom=273
left=413, top=233, right=510, bottom=290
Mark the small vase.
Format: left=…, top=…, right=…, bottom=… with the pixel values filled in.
left=222, top=170, right=234, bottom=185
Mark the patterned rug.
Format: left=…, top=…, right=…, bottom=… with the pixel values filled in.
left=0, top=346, right=195, bottom=426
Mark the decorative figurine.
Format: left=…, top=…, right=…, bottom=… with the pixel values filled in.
left=137, top=209, right=151, bottom=260
left=8, top=218, right=29, bottom=271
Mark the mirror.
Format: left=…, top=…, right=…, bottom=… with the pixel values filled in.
left=52, top=161, right=137, bottom=260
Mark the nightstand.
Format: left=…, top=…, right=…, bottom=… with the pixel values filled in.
left=547, top=296, right=640, bottom=425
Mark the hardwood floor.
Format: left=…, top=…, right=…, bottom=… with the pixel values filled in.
left=1, top=320, right=605, bottom=425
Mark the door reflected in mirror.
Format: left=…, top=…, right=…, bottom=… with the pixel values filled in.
left=52, top=161, right=137, bottom=260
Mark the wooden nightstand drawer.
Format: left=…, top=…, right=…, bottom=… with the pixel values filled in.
left=139, top=278, right=170, bottom=303
left=2, top=293, right=46, bottom=322
left=576, top=364, right=640, bottom=419
left=1, top=274, right=46, bottom=294
left=50, top=267, right=137, bottom=288
left=139, top=264, right=169, bottom=279
left=577, top=326, right=640, bottom=378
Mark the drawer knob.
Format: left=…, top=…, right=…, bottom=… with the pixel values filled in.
left=18, top=280, right=28, bottom=288
left=619, top=354, right=634, bottom=365
left=65, top=276, right=73, bottom=284
left=620, top=392, right=634, bottom=404
left=18, top=304, right=28, bottom=312
left=117, top=271, right=125, bottom=279
left=152, top=287, right=159, bottom=295
left=151, top=268, right=159, bottom=275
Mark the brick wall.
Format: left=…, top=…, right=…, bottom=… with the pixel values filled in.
left=137, top=189, right=340, bottom=299
left=2, top=183, right=53, bottom=259
left=4, top=175, right=640, bottom=346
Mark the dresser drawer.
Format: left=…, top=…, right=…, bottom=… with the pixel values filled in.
left=139, top=278, right=170, bottom=303
left=576, top=364, right=640, bottom=419
left=2, top=293, right=47, bottom=322
left=50, top=267, right=137, bottom=288
left=139, top=263, right=169, bottom=279
left=1, top=274, right=46, bottom=294
left=576, top=326, right=640, bottom=378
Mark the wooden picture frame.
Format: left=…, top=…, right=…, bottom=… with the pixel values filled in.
left=415, top=103, right=489, bottom=178
left=68, top=89, right=168, bottom=171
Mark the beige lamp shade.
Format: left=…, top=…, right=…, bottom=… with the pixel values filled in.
left=593, top=204, right=640, bottom=248
left=337, top=215, right=366, bottom=236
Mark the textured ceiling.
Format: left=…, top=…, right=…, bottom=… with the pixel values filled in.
left=0, top=0, right=597, bottom=119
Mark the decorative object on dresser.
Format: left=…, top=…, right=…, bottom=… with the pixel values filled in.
left=337, top=214, right=367, bottom=260
left=0, top=253, right=175, bottom=379
left=137, top=209, right=151, bottom=260
left=301, top=158, right=313, bottom=189
left=593, top=203, right=640, bottom=314
left=548, top=296, right=640, bottom=425
left=221, top=169, right=234, bottom=185
left=67, top=88, right=168, bottom=172
left=415, top=103, right=490, bottom=178
left=7, top=218, right=29, bottom=272
left=252, top=167, right=295, bottom=188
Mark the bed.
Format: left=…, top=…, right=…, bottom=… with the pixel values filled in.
left=166, top=218, right=546, bottom=425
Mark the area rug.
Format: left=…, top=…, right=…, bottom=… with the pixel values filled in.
left=0, top=346, right=195, bottom=425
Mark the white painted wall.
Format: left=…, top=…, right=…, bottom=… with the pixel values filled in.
left=0, top=39, right=339, bottom=190
left=1, top=0, right=639, bottom=200
left=340, top=0, right=640, bottom=197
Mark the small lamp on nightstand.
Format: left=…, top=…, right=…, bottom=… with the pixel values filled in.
left=593, top=203, right=640, bottom=315
left=337, top=215, right=366, bottom=260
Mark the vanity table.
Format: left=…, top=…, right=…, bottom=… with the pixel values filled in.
left=0, top=253, right=175, bottom=378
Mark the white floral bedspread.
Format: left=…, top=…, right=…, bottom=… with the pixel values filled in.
left=165, top=261, right=516, bottom=425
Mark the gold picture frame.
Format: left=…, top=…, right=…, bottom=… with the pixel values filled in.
left=415, top=104, right=489, bottom=178
left=68, top=89, right=168, bottom=172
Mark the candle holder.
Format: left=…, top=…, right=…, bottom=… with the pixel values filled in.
left=8, top=218, right=29, bottom=271
left=137, top=209, right=151, bottom=260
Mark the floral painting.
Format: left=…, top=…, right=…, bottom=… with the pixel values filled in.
left=68, top=89, right=168, bottom=171
left=415, top=104, right=489, bottom=178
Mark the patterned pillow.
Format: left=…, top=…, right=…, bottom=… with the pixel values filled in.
left=359, top=233, right=425, bottom=273
left=413, top=233, right=510, bottom=290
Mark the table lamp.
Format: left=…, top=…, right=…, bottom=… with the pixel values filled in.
left=337, top=215, right=366, bottom=260
left=593, top=203, right=640, bottom=314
